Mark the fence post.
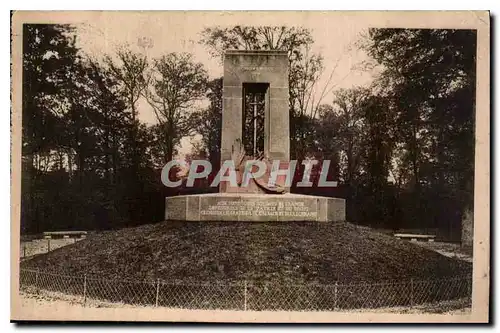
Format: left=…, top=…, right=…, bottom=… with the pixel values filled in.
left=244, top=280, right=248, bottom=311
left=410, top=278, right=414, bottom=307
left=83, top=274, right=87, bottom=307
left=334, top=281, right=338, bottom=310
left=47, top=239, right=51, bottom=253
left=155, top=278, right=160, bottom=307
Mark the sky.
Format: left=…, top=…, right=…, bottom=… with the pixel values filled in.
left=72, top=12, right=376, bottom=155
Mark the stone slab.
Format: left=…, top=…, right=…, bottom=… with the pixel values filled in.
left=165, top=193, right=346, bottom=222
left=165, top=196, right=187, bottom=221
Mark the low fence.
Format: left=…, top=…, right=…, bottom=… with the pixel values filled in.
left=19, top=268, right=471, bottom=311
left=20, top=238, right=79, bottom=259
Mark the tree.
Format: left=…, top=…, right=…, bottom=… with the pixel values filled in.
left=145, top=52, right=208, bottom=163
left=330, top=88, right=370, bottom=186
left=21, top=25, right=200, bottom=234
left=22, top=24, right=81, bottom=233
left=200, top=26, right=313, bottom=59
left=364, top=29, right=476, bottom=237
left=104, top=47, right=149, bottom=126
left=313, top=86, right=399, bottom=226
left=193, top=77, right=223, bottom=164
left=359, top=96, right=393, bottom=189
left=22, top=24, right=81, bottom=165
left=358, top=95, right=395, bottom=225
left=104, top=47, right=149, bottom=168
left=103, top=47, right=150, bottom=222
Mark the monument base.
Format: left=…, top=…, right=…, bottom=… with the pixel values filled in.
left=165, top=193, right=346, bottom=222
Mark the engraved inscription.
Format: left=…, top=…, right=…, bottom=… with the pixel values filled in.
left=200, top=200, right=317, bottom=218
left=240, top=66, right=276, bottom=72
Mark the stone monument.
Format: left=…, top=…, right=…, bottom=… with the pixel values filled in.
left=165, top=50, right=346, bottom=222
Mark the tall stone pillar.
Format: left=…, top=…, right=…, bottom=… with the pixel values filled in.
left=221, top=50, right=289, bottom=164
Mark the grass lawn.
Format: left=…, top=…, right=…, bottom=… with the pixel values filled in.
left=21, top=221, right=472, bottom=284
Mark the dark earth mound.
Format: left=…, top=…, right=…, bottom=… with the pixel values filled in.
left=22, top=221, right=471, bottom=284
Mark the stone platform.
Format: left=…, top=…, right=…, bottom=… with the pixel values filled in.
left=165, top=193, right=346, bottom=222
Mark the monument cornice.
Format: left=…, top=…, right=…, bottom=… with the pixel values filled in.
left=225, top=49, right=288, bottom=56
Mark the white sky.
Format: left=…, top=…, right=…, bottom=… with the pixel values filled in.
left=72, top=12, right=375, bottom=155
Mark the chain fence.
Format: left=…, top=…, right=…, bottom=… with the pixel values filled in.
left=19, top=268, right=471, bottom=311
